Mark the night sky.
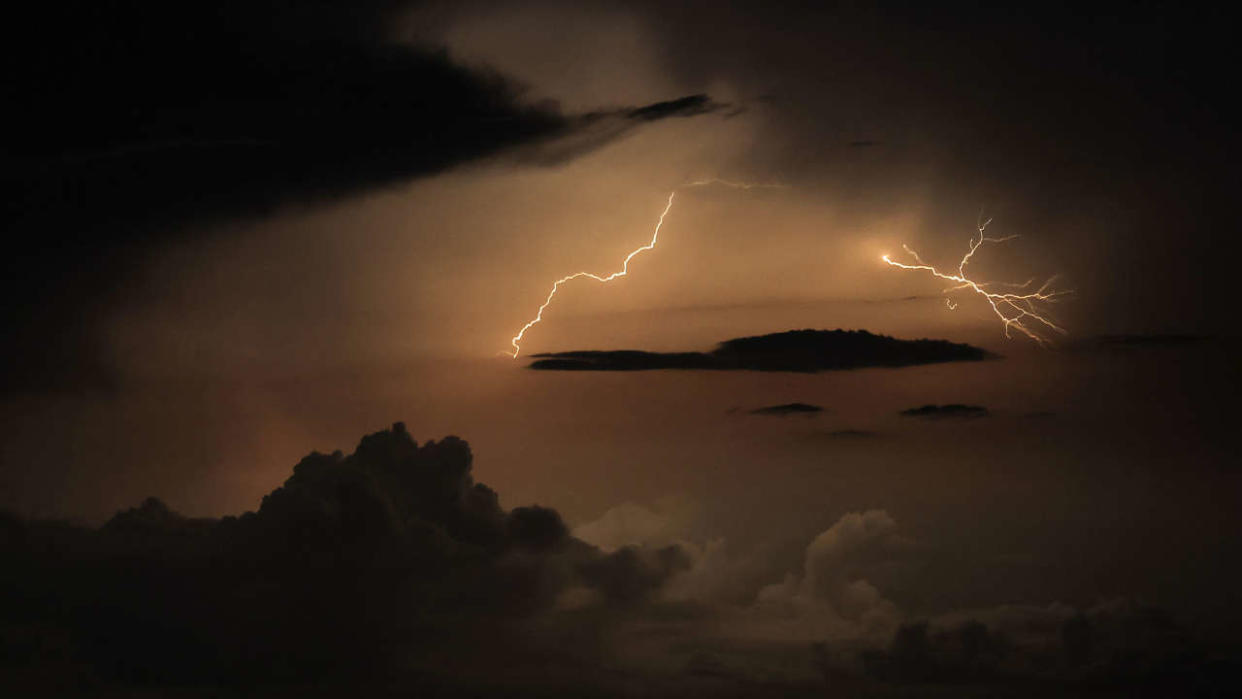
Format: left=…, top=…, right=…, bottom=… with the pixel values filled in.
left=2, top=1, right=1239, bottom=696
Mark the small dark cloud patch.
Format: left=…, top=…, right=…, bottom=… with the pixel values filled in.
left=749, top=403, right=824, bottom=416
left=530, top=329, right=990, bottom=372
left=849, top=139, right=882, bottom=147
left=1022, top=410, right=1057, bottom=419
left=900, top=404, right=989, bottom=419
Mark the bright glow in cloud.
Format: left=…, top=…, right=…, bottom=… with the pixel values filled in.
left=507, top=180, right=781, bottom=357
left=883, top=216, right=1072, bottom=344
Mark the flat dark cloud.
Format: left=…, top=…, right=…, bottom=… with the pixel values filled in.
left=899, top=404, right=989, bottom=419
left=530, top=329, right=990, bottom=372
left=1, top=1, right=720, bottom=392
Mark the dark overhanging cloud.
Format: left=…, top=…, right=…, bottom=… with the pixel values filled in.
left=4, top=3, right=719, bottom=234
left=1, top=0, right=722, bottom=392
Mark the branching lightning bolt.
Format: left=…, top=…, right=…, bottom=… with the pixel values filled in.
left=507, top=180, right=781, bottom=357
left=882, top=216, right=1072, bottom=345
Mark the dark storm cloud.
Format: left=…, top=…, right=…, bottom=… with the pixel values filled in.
left=0, top=423, right=690, bottom=690
left=4, top=2, right=717, bottom=232
left=0, top=0, right=720, bottom=392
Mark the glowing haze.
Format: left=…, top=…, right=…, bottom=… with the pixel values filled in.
left=507, top=179, right=781, bottom=357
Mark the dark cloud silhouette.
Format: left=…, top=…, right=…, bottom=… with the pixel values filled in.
left=530, top=329, right=990, bottom=372
left=0, top=422, right=690, bottom=690
left=1, top=1, right=720, bottom=392
left=749, top=403, right=824, bottom=416
left=899, top=404, right=989, bottom=419
left=5, top=3, right=716, bottom=236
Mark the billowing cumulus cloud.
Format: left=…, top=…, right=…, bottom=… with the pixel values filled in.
left=0, top=423, right=691, bottom=688
left=3, top=428, right=1233, bottom=695
left=574, top=501, right=685, bottom=551
left=747, top=510, right=904, bottom=641
left=578, top=503, right=908, bottom=638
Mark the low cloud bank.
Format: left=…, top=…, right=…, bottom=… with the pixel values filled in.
left=0, top=423, right=686, bottom=689
left=2, top=430, right=1233, bottom=696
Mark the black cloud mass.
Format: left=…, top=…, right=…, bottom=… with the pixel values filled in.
left=0, top=423, right=688, bottom=692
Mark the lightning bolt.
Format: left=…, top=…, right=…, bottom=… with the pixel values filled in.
left=882, top=216, right=1072, bottom=345
left=507, top=180, right=781, bottom=357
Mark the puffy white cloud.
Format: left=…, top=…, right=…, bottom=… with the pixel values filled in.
left=573, top=502, right=679, bottom=552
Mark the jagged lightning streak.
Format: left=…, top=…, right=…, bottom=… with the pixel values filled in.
left=882, top=216, right=1072, bottom=345
left=507, top=180, right=780, bottom=357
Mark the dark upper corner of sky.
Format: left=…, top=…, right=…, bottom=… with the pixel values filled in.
left=1, top=2, right=727, bottom=244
